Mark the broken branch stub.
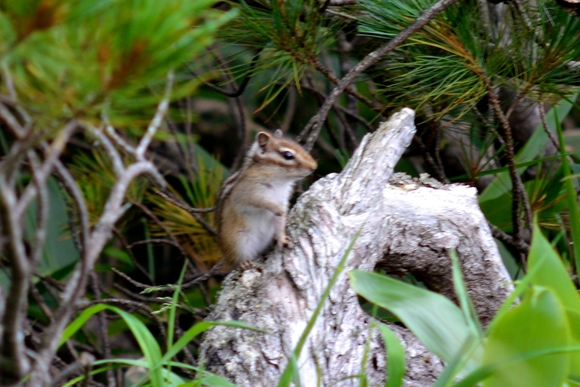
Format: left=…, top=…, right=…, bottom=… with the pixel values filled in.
left=199, top=108, right=513, bottom=387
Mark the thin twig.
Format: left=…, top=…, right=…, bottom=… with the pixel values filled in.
left=50, top=352, right=95, bottom=387
left=154, top=189, right=218, bottom=237
left=86, top=125, right=125, bottom=177
left=320, top=0, right=356, bottom=6
left=105, top=125, right=136, bottom=155
left=128, top=238, right=183, bottom=250
left=212, top=47, right=249, bottom=171
left=52, top=158, right=90, bottom=253
left=488, top=221, right=530, bottom=253
left=29, top=283, right=53, bottom=322
left=280, top=86, right=297, bottom=132
left=112, top=228, right=154, bottom=283
left=487, top=87, right=533, bottom=255
left=132, top=201, right=190, bottom=260
left=0, top=102, right=26, bottom=139
left=309, top=55, right=385, bottom=113
left=191, top=49, right=262, bottom=98
left=113, top=284, right=166, bottom=303
left=111, top=268, right=151, bottom=290
left=0, top=173, right=31, bottom=383
left=27, top=151, right=50, bottom=265
left=414, top=135, right=450, bottom=183
left=299, top=80, right=372, bottom=134
left=538, top=103, right=561, bottom=153
left=298, top=0, right=461, bottom=150
left=181, top=259, right=227, bottom=290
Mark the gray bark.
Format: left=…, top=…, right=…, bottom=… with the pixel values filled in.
left=199, top=108, right=513, bottom=386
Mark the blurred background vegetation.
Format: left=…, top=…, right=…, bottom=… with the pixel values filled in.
left=1, top=0, right=580, bottom=386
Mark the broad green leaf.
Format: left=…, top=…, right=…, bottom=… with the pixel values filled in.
left=528, top=224, right=580, bottom=378
left=482, top=289, right=570, bottom=387
left=554, top=108, right=580, bottom=276
left=377, top=324, right=405, bottom=387
left=479, top=190, right=513, bottom=232
left=349, top=270, right=478, bottom=365
left=528, top=224, right=580, bottom=313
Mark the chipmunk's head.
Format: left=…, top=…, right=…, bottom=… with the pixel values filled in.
left=251, top=129, right=317, bottom=178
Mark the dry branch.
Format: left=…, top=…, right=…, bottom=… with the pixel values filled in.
left=199, top=108, right=513, bottom=386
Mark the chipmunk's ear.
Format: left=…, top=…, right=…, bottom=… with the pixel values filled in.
left=257, top=132, right=270, bottom=148
left=273, top=129, right=283, bottom=138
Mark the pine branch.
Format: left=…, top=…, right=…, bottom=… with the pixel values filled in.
left=298, top=0, right=462, bottom=150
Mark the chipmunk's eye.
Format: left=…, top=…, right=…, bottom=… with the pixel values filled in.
left=281, top=151, right=294, bottom=160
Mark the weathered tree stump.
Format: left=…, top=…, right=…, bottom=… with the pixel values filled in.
left=199, top=108, right=513, bottom=386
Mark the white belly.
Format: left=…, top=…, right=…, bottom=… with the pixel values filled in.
left=236, top=207, right=276, bottom=261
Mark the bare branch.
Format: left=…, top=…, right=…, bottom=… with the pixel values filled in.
left=111, top=268, right=151, bottom=290
left=488, top=221, right=530, bottom=253
left=309, top=56, right=385, bottom=112
left=487, top=87, right=533, bottom=256
left=0, top=102, right=26, bottom=139
left=52, top=159, right=90, bottom=253
left=49, top=352, right=95, bottom=387
left=27, top=151, right=50, bottom=266
left=0, top=174, right=31, bottom=384
left=29, top=160, right=164, bottom=386
left=136, top=72, right=175, bottom=160
left=105, top=124, right=136, bottom=155
left=85, top=125, right=125, bottom=176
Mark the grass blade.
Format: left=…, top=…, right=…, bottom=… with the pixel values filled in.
left=554, top=108, right=580, bottom=276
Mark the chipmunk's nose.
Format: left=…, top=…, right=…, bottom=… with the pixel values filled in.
left=307, top=159, right=318, bottom=171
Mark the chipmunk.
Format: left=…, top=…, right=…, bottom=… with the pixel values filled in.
left=216, top=130, right=317, bottom=270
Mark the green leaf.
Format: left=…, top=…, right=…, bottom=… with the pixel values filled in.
left=450, top=249, right=483, bottom=339
left=377, top=324, right=405, bottom=387
left=554, top=107, right=580, bottom=276
left=349, top=270, right=480, bottom=366
left=481, top=289, right=570, bottom=387
left=528, top=224, right=580, bottom=314
left=527, top=223, right=580, bottom=379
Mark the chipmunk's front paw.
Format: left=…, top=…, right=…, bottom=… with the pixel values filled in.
left=239, top=260, right=255, bottom=271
